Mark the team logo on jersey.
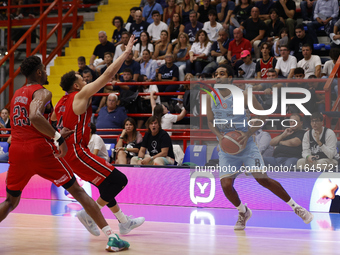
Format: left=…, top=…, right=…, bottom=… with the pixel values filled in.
left=222, top=103, right=228, bottom=109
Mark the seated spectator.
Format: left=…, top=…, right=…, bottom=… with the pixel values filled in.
left=181, top=11, right=204, bottom=44
left=0, top=108, right=10, bottom=142
left=99, top=52, right=114, bottom=75
left=203, top=9, right=223, bottom=42
left=239, top=7, right=266, bottom=59
left=202, top=28, right=229, bottom=76
left=0, top=135, right=10, bottom=162
left=153, top=30, right=173, bottom=66
left=120, top=68, right=138, bottom=92
left=274, top=0, right=296, bottom=38
left=118, top=51, right=140, bottom=81
left=255, top=128, right=274, bottom=157
left=297, top=112, right=338, bottom=170
left=163, top=0, right=180, bottom=25
left=168, top=13, right=184, bottom=45
left=131, top=116, right=176, bottom=165
left=89, top=31, right=116, bottom=71
left=180, top=0, right=199, bottom=26
left=300, top=0, right=317, bottom=23
left=266, top=8, right=284, bottom=46
left=134, top=31, right=154, bottom=63
left=256, top=43, right=277, bottom=79
left=275, top=45, right=297, bottom=78
left=88, top=123, right=110, bottom=162
left=255, top=0, right=275, bottom=22
left=218, top=0, right=235, bottom=29
left=331, top=19, right=340, bottom=48
left=186, top=29, right=212, bottom=75
left=198, top=0, right=216, bottom=24
left=111, top=16, right=127, bottom=46
left=173, top=32, right=191, bottom=81
left=273, top=27, right=290, bottom=57
left=238, top=50, right=256, bottom=78
left=140, top=49, right=158, bottom=81
left=77, top=56, right=97, bottom=79
left=322, top=48, right=340, bottom=77
left=96, top=93, right=128, bottom=143
left=129, top=10, right=150, bottom=44
left=297, top=44, right=321, bottom=78
left=125, top=7, right=140, bottom=31
left=147, top=10, right=169, bottom=44
left=115, top=118, right=143, bottom=164
left=143, top=0, right=163, bottom=24
left=307, top=75, right=326, bottom=112
left=114, top=32, right=135, bottom=61
left=264, top=114, right=305, bottom=170
left=229, top=0, right=254, bottom=39
left=289, top=24, right=314, bottom=61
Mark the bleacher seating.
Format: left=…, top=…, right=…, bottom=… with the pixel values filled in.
left=105, top=143, right=115, bottom=158
left=182, top=145, right=207, bottom=166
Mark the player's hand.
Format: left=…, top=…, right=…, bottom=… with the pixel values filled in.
left=236, top=130, right=249, bottom=146
left=126, top=35, right=137, bottom=53
left=56, top=142, right=68, bottom=158
left=60, top=127, right=74, bottom=140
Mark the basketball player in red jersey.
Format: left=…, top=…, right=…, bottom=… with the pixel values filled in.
left=0, top=56, right=130, bottom=252
left=52, top=35, right=145, bottom=241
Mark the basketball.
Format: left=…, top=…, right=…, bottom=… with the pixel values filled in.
left=220, top=131, right=246, bottom=155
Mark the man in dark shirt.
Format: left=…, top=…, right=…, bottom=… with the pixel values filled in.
left=77, top=56, right=97, bottom=79
left=129, top=10, right=149, bottom=44
left=198, top=0, right=216, bottom=23
left=289, top=24, right=314, bottom=61
left=275, top=0, right=296, bottom=38
left=255, top=0, right=275, bottom=21
left=118, top=51, right=140, bottom=81
left=182, top=11, right=203, bottom=44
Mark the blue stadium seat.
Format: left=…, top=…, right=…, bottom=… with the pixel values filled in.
left=182, top=145, right=207, bottom=166
left=105, top=143, right=115, bottom=158
left=313, top=44, right=325, bottom=50
left=211, top=146, right=219, bottom=160
left=0, top=142, right=9, bottom=153
left=325, top=45, right=331, bottom=50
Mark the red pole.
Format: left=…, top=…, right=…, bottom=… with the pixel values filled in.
left=26, top=33, right=31, bottom=57
left=57, top=0, right=62, bottom=56
left=72, top=0, right=77, bottom=38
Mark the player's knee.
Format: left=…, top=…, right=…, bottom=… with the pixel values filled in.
left=220, top=178, right=234, bottom=193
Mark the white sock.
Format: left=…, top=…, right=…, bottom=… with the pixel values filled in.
left=96, top=201, right=104, bottom=210
left=102, top=225, right=116, bottom=239
left=287, top=198, right=299, bottom=210
left=114, top=209, right=128, bottom=224
left=236, top=203, right=246, bottom=213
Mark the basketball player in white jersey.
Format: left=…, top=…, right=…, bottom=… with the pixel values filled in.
left=206, top=64, right=313, bottom=230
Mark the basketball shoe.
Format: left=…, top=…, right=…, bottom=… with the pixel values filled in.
left=106, top=234, right=130, bottom=252
left=294, top=206, right=314, bottom=224
left=119, top=216, right=145, bottom=235
left=234, top=204, right=252, bottom=230
left=76, top=209, right=100, bottom=236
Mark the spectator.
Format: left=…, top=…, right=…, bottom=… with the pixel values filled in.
left=140, top=49, right=158, bottom=81
left=274, top=0, right=296, bottom=38
left=229, top=0, right=254, bottom=39
left=0, top=108, right=10, bottom=142
left=88, top=123, right=110, bottom=163
left=111, top=16, right=127, bottom=46
left=89, top=31, right=116, bottom=71
left=307, top=75, right=326, bottom=112
left=307, top=0, right=339, bottom=44
left=300, top=0, right=317, bottom=23
left=129, top=10, right=150, bottom=44
left=163, top=0, right=180, bottom=25
left=173, top=32, right=191, bottom=81
left=168, top=13, right=184, bottom=45
left=96, top=94, right=128, bottom=143
left=153, top=30, right=173, bottom=66
left=118, top=51, right=140, bottom=81
left=131, top=115, right=176, bottom=165
left=198, top=0, right=216, bottom=24
left=182, top=11, right=204, bottom=44
left=322, top=48, right=340, bottom=77
left=186, top=29, right=212, bottom=75
left=256, top=42, right=277, bottom=79
left=289, top=24, right=314, bottom=61
left=239, top=7, right=266, bottom=59
left=143, top=0, right=164, bottom=24
left=180, top=0, right=199, bottom=26
left=238, top=50, right=256, bottom=78
left=126, top=6, right=140, bottom=25
left=115, top=118, right=143, bottom=164
left=114, top=32, right=135, bottom=61
left=147, top=10, right=169, bottom=44
left=266, top=8, right=285, bottom=46
left=273, top=27, right=290, bottom=57
left=157, top=53, right=180, bottom=102
left=202, top=28, right=229, bottom=76
left=218, top=0, right=235, bottom=27
left=227, top=28, right=252, bottom=73
left=255, top=128, right=274, bottom=157
left=203, top=9, right=223, bottom=42
left=264, top=114, right=305, bottom=170
left=134, top=31, right=154, bottom=63
left=77, top=56, right=97, bottom=79
left=297, top=112, right=338, bottom=170
left=297, top=44, right=321, bottom=78
left=99, top=52, right=114, bottom=75
left=275, top=44, right=297, bottom=78
left=255, top=0, right=275, bottom=22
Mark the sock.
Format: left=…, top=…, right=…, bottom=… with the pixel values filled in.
left=114, top=209, right=128, bottom=224
left=287, top=198, right=299, bottom=210
left=102, top=225, right=116, bottom=239
left=236, top=203, right=246, bottom=213
left=96, top=201, right=104, bottom=210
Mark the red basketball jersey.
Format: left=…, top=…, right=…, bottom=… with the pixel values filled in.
left=260, top=57, right=274, bottom=79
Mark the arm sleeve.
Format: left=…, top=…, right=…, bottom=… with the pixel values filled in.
left=301, top=131, right=311, bottom=159
left=203, top=42, right=212, bottom=56
left=257, top=132, right=272, bottom=154
left=320, top=129, right=338, bottom=159
left=332, top=0, right=339, bottom=19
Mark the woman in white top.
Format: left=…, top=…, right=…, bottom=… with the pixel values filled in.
left=150, top=90, right=187, bottom=136
left=134, top=31, right=154, bottom=63
left=140, top=49, right=158, bottom=81
left=186, top=29, right=212, bottom=75
left=88, top=123, right=110, bottom=162
left=173, top=32, right=191, bottom=81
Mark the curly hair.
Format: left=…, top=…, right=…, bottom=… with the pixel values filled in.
left=60, top=71, right=78, bottom=92
left=20, top=56, right=42, bottom=78
left=112, top=16, right=124, bottom=27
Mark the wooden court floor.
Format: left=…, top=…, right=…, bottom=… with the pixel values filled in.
left=0, top=213, right=339, bottom=255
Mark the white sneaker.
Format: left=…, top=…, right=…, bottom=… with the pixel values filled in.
left=294, top=206, right=314, bottom=224
left=76, top=209, right=100, bottom=236
left=234, top=205, right=252, bottom=230
left=119, top=216, right=145, bottom=235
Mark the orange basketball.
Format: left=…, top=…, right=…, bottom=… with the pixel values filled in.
left=220, top=131, right=246, bottom=155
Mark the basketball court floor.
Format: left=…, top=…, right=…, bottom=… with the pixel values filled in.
left=0, top=198, right=339, bottom=255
